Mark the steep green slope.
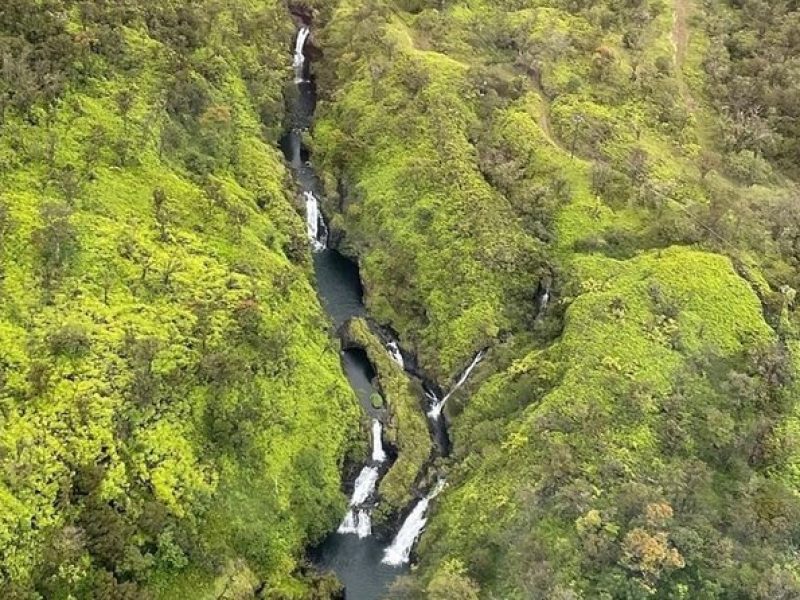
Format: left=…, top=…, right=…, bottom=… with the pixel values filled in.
left=421, top=248, right=793, bottom=597
left=310, top=0, right=800, bottom=597
left=0, top=2, right=360, bottom=598
left=314, top=3, right=543, bottom=380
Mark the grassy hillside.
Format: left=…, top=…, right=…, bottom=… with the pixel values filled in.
left=311, top=0, right=800, bottom=597
left=0, top=2, right=361, bottom=598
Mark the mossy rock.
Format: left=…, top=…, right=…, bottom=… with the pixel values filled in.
left=370, top=392, right=384, bottom=409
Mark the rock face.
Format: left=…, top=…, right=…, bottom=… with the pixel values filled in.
left=288, top=2, right=314, bottom=25
left=288, top=3, right=323, bottom=61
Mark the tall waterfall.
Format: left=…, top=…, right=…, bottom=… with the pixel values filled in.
left=337, top=465, right=380, bottom=538
left=372, top=419, right=387, bottom=463
left=293, top=26, right=310, bottom=82
left=382, top=480, right=446, bottom=566
left=387, top=341, right=404, bottom=368
left=304, top=191, right=327, bottom=251
left=427, top=350, right=486, bottom=420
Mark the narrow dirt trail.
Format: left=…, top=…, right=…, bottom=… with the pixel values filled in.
left=672, top=0, right=696, bottom=111
left=673, top=0, right=689, bottom=68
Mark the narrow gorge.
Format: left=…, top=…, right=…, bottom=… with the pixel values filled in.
left=283, top=21, right=487, bottom=597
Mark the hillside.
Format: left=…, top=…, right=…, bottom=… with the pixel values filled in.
left=2, top=0, right=800, bottom=599
left=309, top=0, right=800, bottom=597
left=0, top=2, right=361, bottom=598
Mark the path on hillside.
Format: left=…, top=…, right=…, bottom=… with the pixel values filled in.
left=672, top=0, right=696, bottom=111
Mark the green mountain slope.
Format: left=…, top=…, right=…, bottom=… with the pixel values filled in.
left=310, top=0, right=800, bottom=597
left=0, top=2, right=360, bottom=598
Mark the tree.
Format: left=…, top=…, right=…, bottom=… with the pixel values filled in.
left=32, top=202, right=78, bottom=296
left=426, top=560, right=481, bottom=600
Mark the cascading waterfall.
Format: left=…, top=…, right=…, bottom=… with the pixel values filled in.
left=339, top=421, right=385, bottom=537
left=372, top=419, right=387, bottom=463
left=427, top=349, right=486, bottom=420
left=382, top=480, right=446, bottom=566
left=287, top=24, right=485, bottom=592
left=349, top=466, right=380, bottom=506
left=304, top=190, right=327, bottom=251
left=387, top=341, right=404, bottom=368
left=337, top=508, right=372, bottom=539
left=293, top=26, right=310, bottom=82
left=337, top=465, right=380, bottom=538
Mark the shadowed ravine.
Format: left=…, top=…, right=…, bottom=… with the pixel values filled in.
left=281, top=25, right=485, bottom=599
left=282, top=26, right=405, bottom=599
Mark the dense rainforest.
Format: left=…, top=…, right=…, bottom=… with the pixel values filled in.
left=2, top=0, right=800, bottom=599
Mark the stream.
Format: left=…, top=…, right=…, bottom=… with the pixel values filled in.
left=282, top=24, right=485, bottom=599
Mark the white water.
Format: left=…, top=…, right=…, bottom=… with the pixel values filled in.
left=293, top=27, right=310, bottom=82
left=349, top=466, right=380, bottom=506
left=540, top=290, right=550, bottom=312
left=387, top=341, right=404, bottom=368
left=382, top=480, right=446, bottom=566
left=337, top=465, right=379, bottom=535
left=337, top=508, right=372, bottom=538
left=427, top=350, right=486, bottom=420
left=372, top=419, right=387, bottom=463
left=304, top=190, right=326, bottom=251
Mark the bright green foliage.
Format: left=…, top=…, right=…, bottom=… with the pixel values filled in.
left=343, top=318, right=431, bottom=522
left=370, top=392, right=385, bottom=409
left=314, top=0, right=800, bottom=598
left=314, top=4, right=543, bottom=380
left=0, top=2, right=361, bottom=598
left=421, top=247, right=793, bottom=598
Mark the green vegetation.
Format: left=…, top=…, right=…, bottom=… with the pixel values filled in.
left=0, top=2, right=361, bottom=598
left=311, top=0, right=800, bottom=597
left=4, top=0, right=800, bottom=598
left=370, top=392, right=385, bottom=409
left=342, top=318, right=431, bottom=523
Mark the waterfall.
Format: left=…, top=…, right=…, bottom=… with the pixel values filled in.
left=335, top=422, right=383, bottom=538
left=536, top=284, right=551, bottom=320
left=304, top=190, right=327, bottom=251
left=539, top=289, right=550, bottom=312
left=427, top=350, right=486, bottom=420
left=349, top=466, right=379, bottom=506
left=290, top=130, right=302, bottom=168
left=382, top=480, right=446, bottom=566
left=337, top=465, right=379, bottom=537
left=356, top=509, right=372, bottom=538
left=337, top=509, right=372, bottom=539
left=372, top=419, right=387, bottom=463
left=387, top=341, right=404, bottom=368
left=293, top=26, right=310, bottom=82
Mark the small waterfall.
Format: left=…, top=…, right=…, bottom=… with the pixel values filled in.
left=539, top=289, right=550, bottom=312
left=427, top=350, right=486, bottom=420
left=338, top=509, right=357, bottom=533
left=304, top=190, right=327, bottom=251
left=372, top=419, right=387, bottom=463
left=382, top=480, right=446, bottom=566
left=293, top=26, right=311, bottom=82
left=356, top=509, right=372, bottom=538
left=536, top=284, right=551, bottom=321
left=349, top=466, right=379, bottom=506
left=387, top=341, right=404, bottom=368
left=338, top=509, right=372, bottom=539
left=290, top=130, right=302, bottom=168
left=337, top=465, right=379, bottom=537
